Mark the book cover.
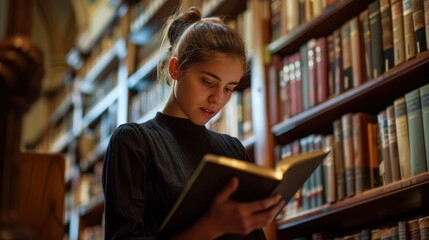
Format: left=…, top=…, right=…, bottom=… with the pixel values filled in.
left=159, top=150, right=329, bottom=237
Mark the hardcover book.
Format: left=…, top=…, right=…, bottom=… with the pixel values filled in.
left=159, top=149, right=329, bottom=237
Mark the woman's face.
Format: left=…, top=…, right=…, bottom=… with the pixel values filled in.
left=167, top=55, right=244, bottom=125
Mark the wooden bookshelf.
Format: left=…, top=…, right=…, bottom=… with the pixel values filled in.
left=80, top=39, right=126, bottom=93
left=277, top=172, right=429, bottom=239
left=272, top=51, right=429, bottom=145
left=268, top=0, right=373, bottom=55
left=129, top=0, right=181, bottom=45
left=264, top=0, right=429, bottom=238
left=128, top=46, right=167, bottom=90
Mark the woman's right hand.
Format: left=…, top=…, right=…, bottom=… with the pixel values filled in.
left=204, top=177, right=285, bottom=237
left=172, top=177, right=285, bottom=240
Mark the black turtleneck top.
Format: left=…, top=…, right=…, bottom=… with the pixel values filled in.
left=102, top=112, right=266, bottom=240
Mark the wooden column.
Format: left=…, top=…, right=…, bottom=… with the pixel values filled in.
left=0, top=36, right=44, bottom=239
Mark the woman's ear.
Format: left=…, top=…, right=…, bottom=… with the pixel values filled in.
left=168, top=57, right=179, bottom=81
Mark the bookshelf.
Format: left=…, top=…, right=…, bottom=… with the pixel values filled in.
left=277, top=171, right=429, bottom=238
left=265, top=0, right=429, bottom=238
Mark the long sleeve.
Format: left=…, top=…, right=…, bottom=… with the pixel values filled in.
left=102, top=124, right=150, bottom=239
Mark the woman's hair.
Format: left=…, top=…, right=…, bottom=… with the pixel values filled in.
left=157, top=6, right=248, bottom=85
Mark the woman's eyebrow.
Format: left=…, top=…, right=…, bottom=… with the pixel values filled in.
left=201, top=70, right=240, bottom=85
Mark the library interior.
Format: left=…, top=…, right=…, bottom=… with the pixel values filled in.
left=0, top=0, right=429, bottom=239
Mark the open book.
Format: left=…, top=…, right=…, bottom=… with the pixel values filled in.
left=159, top=149, right=329, bottom=237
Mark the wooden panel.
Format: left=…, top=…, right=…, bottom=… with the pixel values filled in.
left=17, top=152, right=65, bottom=240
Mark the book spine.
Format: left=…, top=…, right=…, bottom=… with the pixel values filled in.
left=308, top=39, right=318, bottom=108
left=425, top=0, right=429, bottom=48
left=398, top=221, right=409, bottom=240
left=360, top=9, right=374, bottom=80
left=353, top=113, right=373, bottom=193
left=368, top=122, right=382, bottom=188
left=350, top=16, right=366, bottom=87
left=391, top=0, right=406, bottom=66
left=380, top=0, right=395, bottom=71
left=419, top=216, right=429, bottom=239
left=286, top=0, right=299, bottom=32
left=300, top=43, right=310, bottom=111
left=333, top=119, right=345, bottom=200
left=288, top=55, right=297, bottom=116
left=268, top=54, right=282, bottom=125
left=342, top=113, right=355, bottom=197
left=327, top=34, right=336, bottom=97
left=323, top=134, right=336, bottom=203
left=378, top=110, right=392, bottom=184
left=412, top=0, right=428, bottom=54
left=280, top=56, right=291, bottom=121
left=394, top=97, right=412, bottom=178
left=333, top=29, right=344, bottom=95
left=315, top=36, right=329, bottom=104
left=403, top=0, right=417, bottom=60
left=409, top=219, right=421, bottom=240
left=386, top=105, right=402, bottom=181
left=369, top=0, right=386, bottom=78
left=405, top=89, right=428, bottom=175
left=294, top=53, right=304, bottom=114
left=420, top=83, right=429, bottom=168
left=270, top=0, right=283, bottom=41
left=341, top=20, right=354, bottom=91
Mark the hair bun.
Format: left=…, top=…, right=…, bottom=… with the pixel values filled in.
left=168, top=7, right=202, bottom=46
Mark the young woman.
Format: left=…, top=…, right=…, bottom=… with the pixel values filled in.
left=102, top=6, right=285, bottom=240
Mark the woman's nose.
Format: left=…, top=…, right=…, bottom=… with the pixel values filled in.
left=208, top=88, right=223, bottom=104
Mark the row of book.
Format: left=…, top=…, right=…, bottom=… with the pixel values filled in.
left=78, top=7, right=129, bottom=76
left=78, top=102, right=118, bottom=166
left=129, top=82, right=170, bottom=123
left=270, top=0, right=342, bottom=42
left=271, top=0, right=429, bottom=122
left=78, top=161, right=103, bottom=210
left=82, top=71, right=118, bottom=115
left=309, top=215, right=429, bottom=240
left=276, top=83, right=429, bottom=219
